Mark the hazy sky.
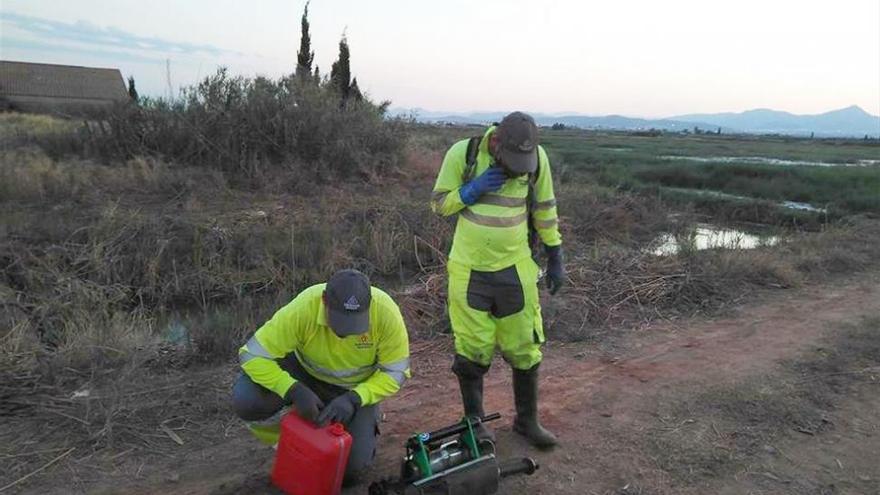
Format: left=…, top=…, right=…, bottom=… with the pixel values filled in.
left=2, top=0, right=879, bottom=117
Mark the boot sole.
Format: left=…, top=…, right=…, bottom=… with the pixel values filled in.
left=513, top=423, right=558, bottom=449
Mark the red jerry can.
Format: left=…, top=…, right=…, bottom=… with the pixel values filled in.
left=271, top=411, right=352, bottom=495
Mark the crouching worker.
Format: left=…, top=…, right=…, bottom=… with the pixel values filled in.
left=231, top=269, right=411, bottom=482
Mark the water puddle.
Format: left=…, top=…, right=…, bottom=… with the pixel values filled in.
left=159, top=307, right=246, bottom=349
left=660, top=155, right=878, bottom=167
left=664, top=187, right=827, bottom=213
left=649, top=223, right=778, bottom=256
left=780, top=201, right=825, bottom=212
left=163, top=317, right=190, bottom=344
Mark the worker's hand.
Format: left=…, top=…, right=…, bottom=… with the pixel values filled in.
left=317, top=391, right=361, bottom=426
left=544, top=244, right=565, bottom=296
left=459, top=167, right=507, bottom=205
left=287, top=383, right=324, bottom=424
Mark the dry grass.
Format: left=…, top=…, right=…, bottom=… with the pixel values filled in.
left=644, top=316, right=880, bottom=490
left=396, top=269, right=449, bottom=339
left=0, top=146, right=455, bottom=385
left=0, top=364, right=236, bottom=490
left=0, top=113, right=78, bottom=142
left=558, top=183, right=674, bottom=247
left=5, top=138, right=879, bottom=376
left=0, top=148, right=227, bottom=202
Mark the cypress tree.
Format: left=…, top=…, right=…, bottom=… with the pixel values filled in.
left=349, top=77, right=363, bottom=101
left=127, top=76, right=139, bottom=102
left=330, top=34, right=351, bottom=99
left=295, top=1, right=315, bottom=79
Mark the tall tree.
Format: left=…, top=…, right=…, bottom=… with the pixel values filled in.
left=349, top=77, right=363, bottom=101
left=295, top=1, right=315, bottom=79
left=127, top=75, right=139, bottom=102
left=330, top=34, right=351, bottom=99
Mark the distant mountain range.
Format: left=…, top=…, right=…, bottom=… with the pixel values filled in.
left=391, top=105, right=880, bottom=138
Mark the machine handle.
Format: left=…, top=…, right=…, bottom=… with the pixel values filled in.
left=499, top=457, right=539, bottom=478
left=479, top=412, right=502, bottom=423
left=407, top=413, right=502, bottom=448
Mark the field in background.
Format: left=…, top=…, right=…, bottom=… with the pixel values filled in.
left=2, top=112, right=879, bottom=494
left=541, top=129, right=880, bottom=221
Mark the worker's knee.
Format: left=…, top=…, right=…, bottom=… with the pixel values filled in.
left=496, top=307, right=544, bottom=371
left=345, top=405, right=380, bottom=476
left=231, top=373, right=284, bottom=421
left=345, top=453, right=374, bottom=482
left=502, top=349, right=542, bottom=371
left=452, top=353, right=490, bottom=380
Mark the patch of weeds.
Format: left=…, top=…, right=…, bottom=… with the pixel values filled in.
left=646, top=316, right=880, bottom=484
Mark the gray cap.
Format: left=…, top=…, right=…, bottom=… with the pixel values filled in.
left=496, top=111, right=539, bottom=175
left=324, top=269, right=372, bottom=336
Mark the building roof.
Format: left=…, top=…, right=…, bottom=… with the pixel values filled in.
left=0, top=60, right=129, bottom=102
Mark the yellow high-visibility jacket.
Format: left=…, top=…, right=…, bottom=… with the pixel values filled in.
left=238, top=284, right=411, bottom=406
left=431, top=126, right=562, bottom=271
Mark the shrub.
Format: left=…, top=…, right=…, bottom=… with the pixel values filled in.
left=34, top=68, right=410, bottom=181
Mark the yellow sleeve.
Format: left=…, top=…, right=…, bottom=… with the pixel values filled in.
left=239, top=297, right=306, bottom=399
left=431, top=139, right=469, bottom=216
left=532, top=145, right=562, bottom=247
left=353, top=297, right=411, bottom=406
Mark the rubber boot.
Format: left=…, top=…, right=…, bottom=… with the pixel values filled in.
left=452, top=355, right=495, bottom=443
left=512, top=364, right=558, bottom=449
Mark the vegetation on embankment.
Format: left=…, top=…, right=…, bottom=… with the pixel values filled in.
left=2, top=111, right=880, bottom=390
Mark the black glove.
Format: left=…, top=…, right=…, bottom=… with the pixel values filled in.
left=287, top=382, right=324, bottom=424
left=544, top=244, right=565, bottom=295
left=317, top=391, right=362, bottom=426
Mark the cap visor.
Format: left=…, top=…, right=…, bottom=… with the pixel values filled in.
left=328, top=307, right=370, bottom=336
left=500, top=149, right=538, bottom=174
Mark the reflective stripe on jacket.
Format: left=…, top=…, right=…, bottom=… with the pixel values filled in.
left=431, top=125, right=562, bottom=271
left=238, top=284, right=411, bottom=406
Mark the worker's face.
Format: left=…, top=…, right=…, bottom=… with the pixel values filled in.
left=488, top=133, right=523, bottom=178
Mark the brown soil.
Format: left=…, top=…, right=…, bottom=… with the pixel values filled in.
left=6, top=271, right=879, bottom=495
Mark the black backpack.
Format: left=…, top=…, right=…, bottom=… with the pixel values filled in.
left=461, top=135, right=542, bottom=254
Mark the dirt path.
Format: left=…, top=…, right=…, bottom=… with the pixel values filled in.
left=14, top=271, right=880, bottom=495
left=376, top=270, right=880, bottom=495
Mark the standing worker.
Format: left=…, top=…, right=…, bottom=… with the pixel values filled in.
left=231, top=269, right=411, bottom=482
left=431, top=112, right=564, bottom=448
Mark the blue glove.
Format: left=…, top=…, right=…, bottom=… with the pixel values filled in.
left=459, top=167, right=507, bottom=206
left=544, top=244, right=565, bottom=295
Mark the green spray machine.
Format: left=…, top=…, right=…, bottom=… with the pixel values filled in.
left=368, top=413, right=538, bottom=495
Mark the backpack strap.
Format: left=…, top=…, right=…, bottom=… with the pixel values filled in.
left=462, top=135, right=482, bottom=183
left=527, top=149, right=541, bottom=254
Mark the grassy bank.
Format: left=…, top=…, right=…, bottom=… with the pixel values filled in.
left=2, top=115, right=880, bottom=391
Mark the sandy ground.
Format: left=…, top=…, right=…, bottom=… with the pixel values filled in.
left=6, top=270, right=879, bottom=495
